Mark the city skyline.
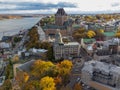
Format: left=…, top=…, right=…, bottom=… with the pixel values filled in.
left=0, top=0, right=120, bottom=14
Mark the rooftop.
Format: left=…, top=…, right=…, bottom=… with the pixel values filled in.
left=83, top=60, right=120, bottom=75
left=64, top=42, right=80, bottom=46
left=18, top=60, right=35, bottom=72
left=83, top=38, right=96, bottom=43
left=55, top=8, right=67, bottom=16
left=103, top=32, right=115, bottom=37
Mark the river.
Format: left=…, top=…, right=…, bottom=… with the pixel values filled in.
left=0, top=17, right=41, bottom=40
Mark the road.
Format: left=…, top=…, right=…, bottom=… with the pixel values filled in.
left=66, top=58, right=83, bottom=89
left=66, top=47, right=94, bottom=90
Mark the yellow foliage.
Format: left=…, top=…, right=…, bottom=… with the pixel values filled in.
left=87, top=30, right=96, bottom=38
left=54, top=77, right=62, bottom=85
left=24, top=72, right=29, bottom=82
left=99, top=29, right=104, bottom=33
left=59, top=60, right=73, bottom=70
left=31, top=60, right=54, bottom=78
left=13, top=55, right=19, bottom=62
left=58, top=60, right=73, bottom=76
left=115, top=33, right=120, bottom=38
left=16, top=71, right=29, bottom=87
left=40, top=76, right=56, bottom=90
left=74, top=83, right=83, bottom=90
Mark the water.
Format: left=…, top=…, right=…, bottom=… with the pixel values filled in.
left=0, top=17, right=41, bottom=40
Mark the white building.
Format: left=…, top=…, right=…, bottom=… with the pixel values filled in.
left=0, top=42, right=11, bottom=49
left=81, top=60, right=120, bottom=90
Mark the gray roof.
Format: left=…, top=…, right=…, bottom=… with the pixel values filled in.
left=18, top=60, right=35, bottom=72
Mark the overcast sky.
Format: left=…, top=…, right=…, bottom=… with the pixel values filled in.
left=0, top=0, right=120, bottom=14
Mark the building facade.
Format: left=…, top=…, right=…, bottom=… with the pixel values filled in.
left=81, top=61, right=120, bottom=90
left=53, top=30, right=80, bottom=60
left=55, top=8, right=68, bottom=26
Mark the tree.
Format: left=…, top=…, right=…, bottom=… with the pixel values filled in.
left=95, top=30, right=105, bottom=41
left=31, top=60, right=54, bottom=78
left=72, top=28, right=87, bottom=41
left=5, top=59, right=13, bottom=79
left=24, top=80, right=40, bottom=90
left=16, top=71, right=29, bottom=88
left=115, top=30, right=120, bottom=38
left=2, top=79, right=12, bottom=90
left=99, top=29, right=104, bottom=33
left=12, top=55, right=19, bottom=62
left=54, top=76, right=62, bottom=85
left=39, top=76, right=56, bottom=90
left=58, top=60, right=73, bottom=85
left=87, top=30, right=96, bottom=38
left=74, top=83, right=83, bottom=90
left=59, top=60, right=73, bottom=72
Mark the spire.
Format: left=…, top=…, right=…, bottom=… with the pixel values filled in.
left=55, top=29, right=63, bottom=44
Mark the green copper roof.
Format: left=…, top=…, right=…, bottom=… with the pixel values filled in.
left=103, top=32, right=115, bottom=37
left=83, top=38, right=96, bottom=43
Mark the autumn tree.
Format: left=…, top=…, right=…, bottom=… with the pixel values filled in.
left=72, top=28, right=87, bottom=41
left=115, top=29, right=120, bottom=38
left=58, top=60, right=73, bottom=85
left=24, top=80, right=40, bottom=90
left=95, top=30, right=105, bottom=40
left=26, top=27, right=40, bottom=49
left=31, top=60, right=55, bottom=78
left=16, top=71, right=29, bottom=88
left=54, top=76, right=62, bottom=85
left=59, top=60, right=73, bottom=73
left=39, top=76, right=56, bottom=90
left=2, top=79, right=12, bottom=90
left=12, top=55, right=19, bottom=63
left=87, top=30, right=96, bottom=38
left=74, top=83, right=83, bottom=90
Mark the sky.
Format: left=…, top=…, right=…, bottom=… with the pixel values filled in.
left=0, top=0, right=120, bottom=14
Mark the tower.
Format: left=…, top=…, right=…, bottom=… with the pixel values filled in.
left=55, top=8, right=68, bottom=26
left=55, top=29, right=63, bottom=44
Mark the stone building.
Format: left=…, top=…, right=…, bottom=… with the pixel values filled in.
left=55, top=8, right=68, bottom=26
left=53, top=30, right=80, bottom=60
left=81, top=61, right=120, bottom=90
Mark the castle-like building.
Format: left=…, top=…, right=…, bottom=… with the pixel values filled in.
left=55, top=8, right=68, bottom=26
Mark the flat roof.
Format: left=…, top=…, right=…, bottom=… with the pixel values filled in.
left=103, top=32, right=115, bottom=37
left=64, top=42, right=80, bottom=46
left=83, top=38, right=96, bottom=43
left=83, top=60, right=120, bottom=75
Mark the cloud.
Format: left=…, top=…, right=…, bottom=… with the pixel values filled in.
left=0, top=0, right=120, bottom=14
left=0, top=2, right=76, bottom=11
left=111, top=2, right=120, bottom=7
